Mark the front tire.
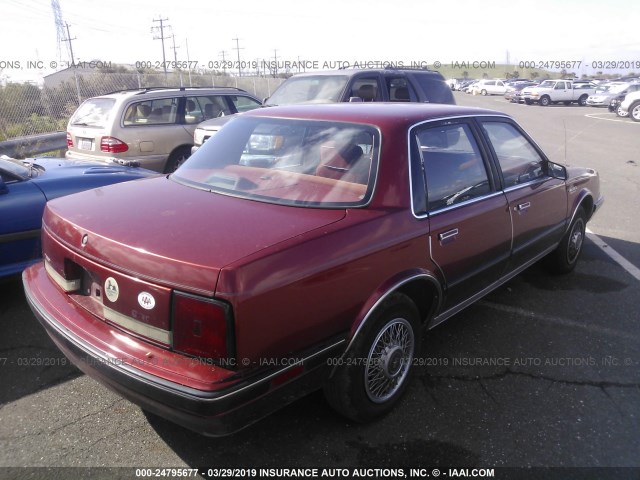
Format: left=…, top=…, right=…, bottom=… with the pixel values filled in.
left=481, top=89, right=488, bottom=96
left=539, top=95, right=551, bottom=106
left=324, top=293, right=420, bottom=422
left=544, top=207, right=586, bottom=274
left=630, top=102, right=640, bottom=122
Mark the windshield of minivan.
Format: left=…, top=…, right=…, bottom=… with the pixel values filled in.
left=172, top=116, right=379, bottom=208
left=266, top=75, right=348, bottom=105
left=69, top=98, right=116, bottom=128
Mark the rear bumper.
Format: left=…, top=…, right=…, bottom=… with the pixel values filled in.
left=23, top=263, right=343, bottom=436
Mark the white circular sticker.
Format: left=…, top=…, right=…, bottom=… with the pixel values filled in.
left=104, top=277, right=119, bottom=302
left=138, top=292, right=156, bottom=310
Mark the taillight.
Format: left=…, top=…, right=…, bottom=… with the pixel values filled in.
left=100, top=136, right=128, bottom=153
left=172, top=292, right=234, bottom=362
left=66, top=132, right=74, bottom=148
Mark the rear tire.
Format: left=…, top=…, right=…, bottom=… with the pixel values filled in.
left=544, top=207, right=586, bottom=274
left=578, top=95, right=588, bottom=106
left=164, top=146, right=191, bottom=173
left=324, top=293, right=420, bottom=422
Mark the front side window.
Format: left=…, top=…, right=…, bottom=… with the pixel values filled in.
left=481, top=121, right=546, bottom=188
left=124, top=98, right=177, bottom=125
left=349, top=77, right=381, bottom=102
left=230, top=95, right=262, bottom=112
left=172, top=117, right=379, bottom=208
left=386, top=77, right=414, bottom=102
left=185, top=96, right=233, bottom=122
left=412, top=122, right=491, bottom=213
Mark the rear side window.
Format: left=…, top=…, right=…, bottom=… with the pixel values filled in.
left=412, top=122, right=490, bottom=213
left=124, top=98, right=178, bottom=126
left=69, top=98, right=116, bottom=128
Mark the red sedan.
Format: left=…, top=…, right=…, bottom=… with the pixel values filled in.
left=23, top=103, right=603, bottom=436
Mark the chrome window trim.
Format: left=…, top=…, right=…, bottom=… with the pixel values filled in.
left=407, top=113, right=511, bottom=220
left=426, top=191, right=505, bottom=216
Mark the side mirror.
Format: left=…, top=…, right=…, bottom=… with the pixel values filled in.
left=547, top=161, right=567, bottom=180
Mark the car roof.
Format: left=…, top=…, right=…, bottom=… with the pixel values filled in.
left=243, top=103, right=506, bottom=128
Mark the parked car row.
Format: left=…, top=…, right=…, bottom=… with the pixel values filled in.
left=66, top=69, right=457, bottom=173
left=611, top=90, right=640, bottom=121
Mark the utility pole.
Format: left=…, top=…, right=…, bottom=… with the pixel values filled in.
left=232, top=37, right=243, bottom=77
left=185, top=38, right=193, bottom=87
left=272, top=49, right=279, bottom=77
left=151, top=17, right=170, bottom=81
left=169, top=34, right=183, bottom=86
left=62, top=22, right=77, bottom=66
left=219, top=51, right=228, bottom=75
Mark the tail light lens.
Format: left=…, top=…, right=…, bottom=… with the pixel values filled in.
left=172, top=292, right=234, bottom=363
left=66, top=132, right=74, bottom=148
left=100, top=136, right=128, bottom=153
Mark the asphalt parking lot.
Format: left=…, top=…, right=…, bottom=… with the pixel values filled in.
left=1, top=92, right=639, bottom=475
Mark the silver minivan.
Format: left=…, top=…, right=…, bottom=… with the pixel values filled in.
left=66, top=87, right=262, bottom=173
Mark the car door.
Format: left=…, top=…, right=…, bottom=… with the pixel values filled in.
left=0, top=174, right=47, bottom=275
left=122, top=96, right=185, bottom=158
left=479, top=119, right=567, bottom=270
left=553, top=81, right=571, bottom=101
left=411, top=119, right=511, bottom=310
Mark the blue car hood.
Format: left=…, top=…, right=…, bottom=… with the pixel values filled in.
left=28, top=157, right=157, bottom=199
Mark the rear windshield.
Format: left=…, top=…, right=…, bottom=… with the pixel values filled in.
left=266, top=75, right=349, bottom=105
left=69, top=98, right=116, bottom=128
left=172, top=116, right=379, bottom=208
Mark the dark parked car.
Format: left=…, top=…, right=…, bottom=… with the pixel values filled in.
left=24, top=103, right=602, bottom=436
left=504, top=82, right=538, bottom=103
left=265, top=68, right=455, bottom=106
left=0, top=156, right=157, bottom=278
left=191, top=68, right=455, bottom=153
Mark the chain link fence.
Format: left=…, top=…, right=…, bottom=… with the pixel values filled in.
left=0, top=71, right=285, bottom=141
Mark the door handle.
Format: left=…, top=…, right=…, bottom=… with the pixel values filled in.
left=438, top=228, right=459, bottom=241
left=516, top=202, right=531, bottom=211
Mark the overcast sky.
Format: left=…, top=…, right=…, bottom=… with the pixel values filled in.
left=1, top=0, right=639, bottom=82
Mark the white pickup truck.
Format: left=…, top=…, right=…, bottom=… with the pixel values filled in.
left=521, top=80, right=597, bottom=106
